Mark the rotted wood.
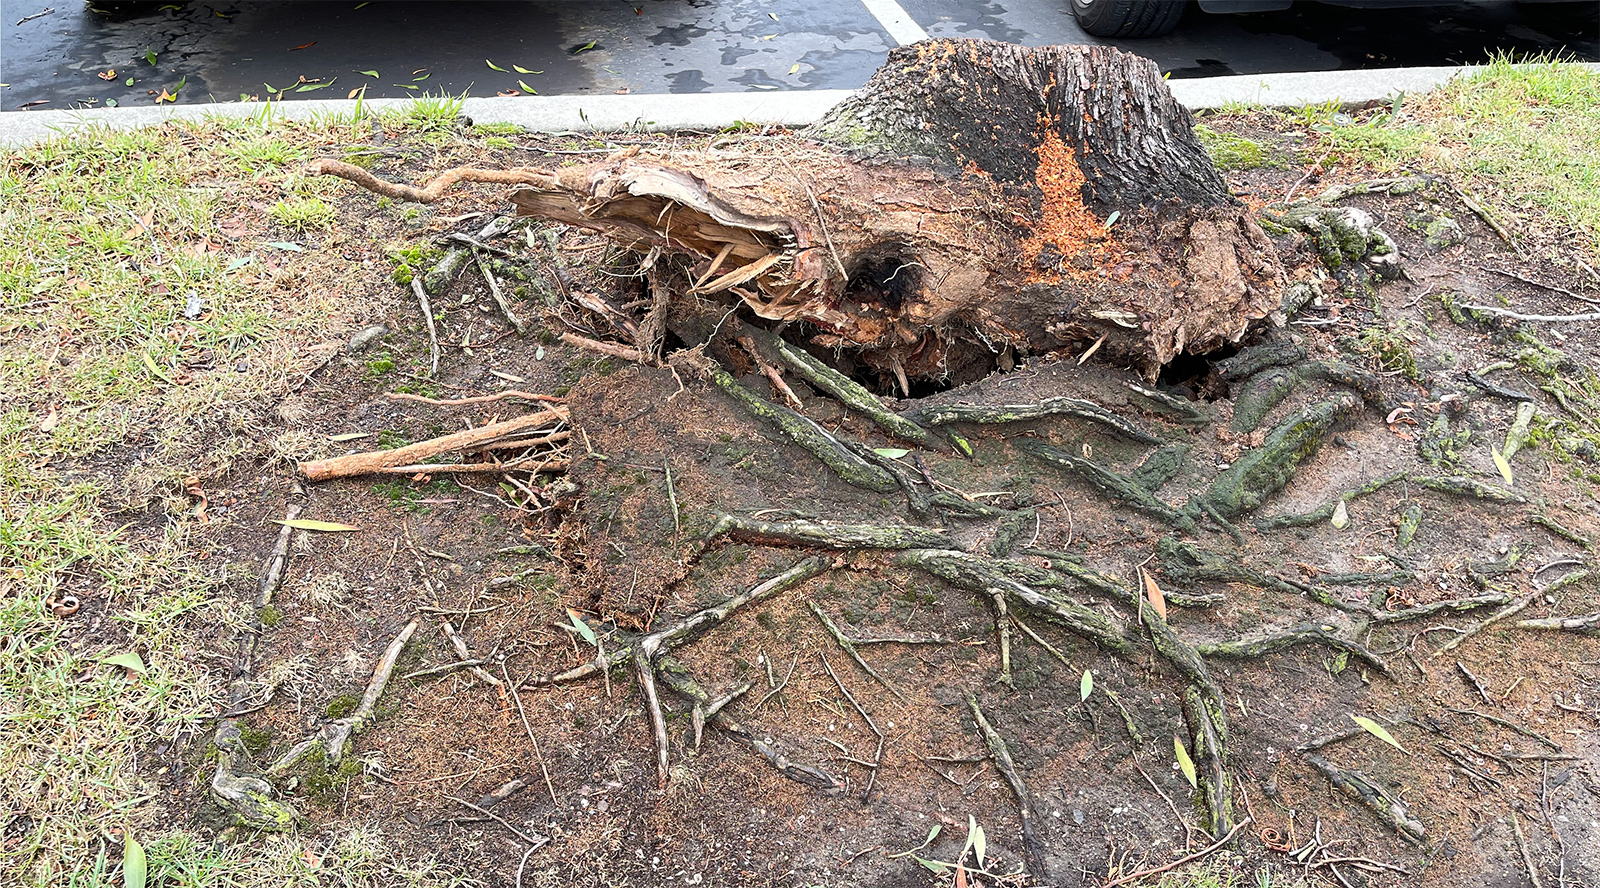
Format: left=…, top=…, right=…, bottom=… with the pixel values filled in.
left=311, top=40, right=1284, bottom=379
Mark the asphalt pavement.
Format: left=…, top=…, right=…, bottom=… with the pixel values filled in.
left=2, top=0, right=1596, bottom=112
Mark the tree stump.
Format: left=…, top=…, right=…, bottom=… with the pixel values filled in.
left=316, top=40, right=1282, bottom=385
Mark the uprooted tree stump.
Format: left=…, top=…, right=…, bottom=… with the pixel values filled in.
left=312, top=40, right=1282, bottom=385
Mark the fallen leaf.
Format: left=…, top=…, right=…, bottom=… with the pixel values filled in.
left=497, top=89, right=520, bottom=97
left=513, top=65, right=537, bottom=74
left=265, top=241, right=304, bottom=252
left=872, top=448, right=911, bottom=459
left=1079, top=669, right=1093, bottom=702
left=565, top=609, right=598, bottom=645
left=122, top=834, right=147, bottom=888
left=98, top=69, right=117, bottom=81
left=518, top=80, right=538, bottom=94
left=970, top=819, right=985, bottom=865
left=272, top=519, right=359, bottom=532
left=143, top=49, right=158, bottom=66
left=788, top=63, right=800, bottom=75
left=1174, top=736, right=1198, bottom=788
left=347, top=88, right=361, bottom=99
left=1141, top=567, right=1168, bottom=620
left=357, top=69, right=379, bottom=78
left=290, top=42, right=316, bottom=51
left=141, top=351, right=175, bottom=384
left=768, top=12, right=779, bottom=20
left=103, top=652, right=148, bottom=674
left=1351, top=714, right=1410, bottom=754
left=1492, top=448, right=1514, bottom=486
left=328, top=432, right=372, bottom=442
left=486, top=59, right=508, bottom=71
left=1331, top=499, right=1350, bottom=529
left=571, top=41, right=596, bottom=54
left=155, top=89, right=176, bottom=104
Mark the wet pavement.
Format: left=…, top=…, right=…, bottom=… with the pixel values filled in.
left=1, top=0, right=1595, bottom=112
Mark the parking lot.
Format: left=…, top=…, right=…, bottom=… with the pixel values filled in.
left=3, top=0, right=1597, bottom=111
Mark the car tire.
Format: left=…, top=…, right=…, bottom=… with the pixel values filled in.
left=1070, top=0, right=1187, bottom=38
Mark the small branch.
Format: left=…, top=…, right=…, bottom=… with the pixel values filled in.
left=1459, top=303, right=1600, bottom=323
left=1302, top=753, right=1424, bottom=843
left=636, top=648, right=671, bottom=790
left=447, top=795, right=549, bottom=848
left=819, top=653, right=885, bottom=800
left=474, top=251, right=529, bottom=335
left=501, top=662, right=559, bottom=808
left=987, top=587, right=1013, bottom=687
left=1447, top=181, right=1525, bottom=256
left=1491, top=267, right=1600, bottom=307
left=1446, top=707, right=1562, bottom=751
left=300, top=408, right=568, bottom=481
left=1515, top=612, right=1600, bottom=635
left=441, top=621, right=504, bottom=688
left=403, top=658, right=487, bottom=681
left=1509, top=805, right=1546, bottom=888
left=411, top=277, right=441, bottom=377
left=1433, top=593, right=1537, bottom=656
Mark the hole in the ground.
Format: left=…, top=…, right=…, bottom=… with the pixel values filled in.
left=1158, top=345, right=1237, bottom=401
left=842, top=249, right=922, bottom=312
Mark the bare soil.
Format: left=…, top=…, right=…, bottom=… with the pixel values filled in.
left=160, top=116, right=1600, bottom=888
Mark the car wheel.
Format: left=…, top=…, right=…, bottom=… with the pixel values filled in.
left=1070, top=0, right=1187, bottom=38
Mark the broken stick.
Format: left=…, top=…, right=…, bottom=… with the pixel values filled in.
left=299, top=407, right=568, bottom=481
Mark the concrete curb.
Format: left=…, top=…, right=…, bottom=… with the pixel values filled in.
left=4, top=62, right=1596, bottom=149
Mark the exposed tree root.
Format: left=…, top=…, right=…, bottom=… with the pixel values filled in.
left=708, top=366, right=897, bottom=493
left=1019, top=439, right=1195, bottom=531
left=810, top=602, right=905, bottom=699
left=1125, top=382, right=1212, bottom=426
left=1157, top=537, right=1369, bottom=616
left=1413, top=474, right=1527, bottom=504
left=1255, top=471, right=1408, bottom=530
left=1302, top=753, right=1425, bottom=843
left=1201, top=395, right=1360, bottom=519
left=1515, top=612, right=1600, bottom=635
left=704, top=514, right=953, bottom=551
left=911, top=397, right=1161, bottom=445
left=818, top=653, right=886, bottom=799
left=1530, top=513, right=1593, bottom=550
left=965, top=694, right=1048, bottom=880
left=761, top=333, right=942, bottom=450
left=1194, top=622, right=1390, bottom=677
left=309, top=158, right=558, bottom=203
left=269, top=618, right=420, bottom=776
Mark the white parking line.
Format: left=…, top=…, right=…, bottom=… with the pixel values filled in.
left=859, top=0, right=930, bottom=46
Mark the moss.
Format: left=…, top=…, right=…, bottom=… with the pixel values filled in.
left=257, top=605, right=284, bottom=627
left=324, top=693, right=361, bottom=719
left=1355, top=326, right=1420, bottom=381
left=1194, top=124, right=1275, bottom=170
left=238, top=723, right=274, bottom=755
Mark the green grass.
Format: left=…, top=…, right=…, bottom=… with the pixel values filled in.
left=1292, top=56, right=1600, bottom=256
left=1194, top=124, right=1278, bottom=171
left=0, top=112, right=473, bottom=887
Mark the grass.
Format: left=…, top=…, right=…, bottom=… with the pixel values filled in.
left=0, top=97, right=476, bottom=886
left=1288, top=55, right=1600, bottom=257
left=1194, top=124, right=1277, bottom=171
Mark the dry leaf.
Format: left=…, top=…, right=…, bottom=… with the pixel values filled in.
left=272, top=518, right=359, bottom=532
left=1140, top=567, right=1168, bottom=620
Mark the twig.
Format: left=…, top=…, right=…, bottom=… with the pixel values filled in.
left=1009, top=614, right=1071, bottom=667
left=403, top=658, right=487, bottom=681
left=471, top=251, right=528, bottom=335
left=809, top=602, right=905, bottom=700
left=501, top=662, right=559, bottom=807
left=664, top=460, right=681, bottom=535
left=385, top=390, right=565, bottom=408
left=751, top=655, right=798, bottom=715
left=1459, top=303, right=1600, bottom=323
left=1446, top=707, right=1562, bottom=751
left=819, top=653, right=885, bottom=800
left=447, top=795, right=548, bottom=847
left=1492, top=267, right=1600, bottom=307
left=1457, top=661, right=1494, bottom=704
left=1099, top=819, right=1251, bottom=887
left=441, top=621, right=505, bottom=688
left=410, top=277, right=441, bottom=376
left=987, top=587, right=1013, bottom=686
left=1509, top=805, right=1546, bottom=888
left=268, top=619, right=419, bottom=775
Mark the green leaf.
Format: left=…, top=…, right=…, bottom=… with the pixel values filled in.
left=1331, top=498, right=1350, bottom=529
left=140, top=351, right=174, bottom=385
left=358, top=70, right=379, bottom=78
left=143, top=49, right=158, bottom=66
left=412, top=73, right=430, bottom=82
left=122, top=834, right=147, bottom=888
left=272, top=518, right=359, bottom=532
left=914, top=856, right=949, bottom=875
left=1079, top=669, right=1093, bottom=702
left=565, top=609, right=597, bottom=645
left=393, top=83, right=419, bottom=91
left=518, top=80, right=538, bottom=95
left=125, top=77, right=135, bottom=87
left=103, top=652, right=148, bottom=674
left=105, top=99, right=118, bottom=108
left=1350, top=715, right=1410, bottom=754
left=1104, top=210, right=1121, bottom=228
left=788, top=64, right=800, bottom=75
left=265, top=241, right=303, bottom=251
left=224, top=256, right=253, bottom=272
left=924, top=824, right=941, bottom=845
left=1174, top=736, right=1197, bottom=788
left=572, top=41, right=596, bottom=54
left=174, top=75, right=187, bottom=92
left=296, top=80, right=334, bottom=92
left=1491, top=448, right=1514, bottom=486
left=970, top=821, right=985, bottom=864
left=513, top=65, right=538, bottom=74
left=486, top=59, right=508, bottom=71
left=872, top=448, right=911, bottom=459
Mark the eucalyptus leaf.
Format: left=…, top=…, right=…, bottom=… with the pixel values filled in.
left=1079, top=669, right=1093, bottom=702
left=872, top=448, right=911, bottom=459
left=566, top=609, right=598, bottom=645
left=272, top=518, right=359, bottom=532
left=122, top=834, right=147, bottom=888
left=1174, top=736, right=1197, bottom=788
left=1350, top=714, right=1410, bottom=754
left=102, top=652, right=148, bottom=674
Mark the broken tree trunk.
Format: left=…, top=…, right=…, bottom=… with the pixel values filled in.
left=313, top=40, right=1282, bottom=381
